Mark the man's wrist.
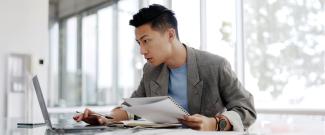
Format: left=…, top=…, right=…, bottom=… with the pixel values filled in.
left=215, top=115, right=233, bottom=131
left=213, top=116, right=220, bottom=131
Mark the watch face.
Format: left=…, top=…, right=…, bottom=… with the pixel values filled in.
left=219, top=119, right=227, bottom=130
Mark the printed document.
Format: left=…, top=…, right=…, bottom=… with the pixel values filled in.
left=122, top=96, right=189, bottom=124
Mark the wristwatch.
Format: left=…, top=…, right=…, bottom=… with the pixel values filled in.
left=215, top=115, right=229, bottom=131
left=218, top=119, right=227, bottom=131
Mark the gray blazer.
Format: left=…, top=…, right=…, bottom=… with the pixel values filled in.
left=130, top=45, right=256, bottom=130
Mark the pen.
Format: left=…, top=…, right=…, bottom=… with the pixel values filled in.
left=76, top=111, right=114, bottom=119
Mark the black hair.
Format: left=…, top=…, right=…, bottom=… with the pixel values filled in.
left=129, top=4, right=179, bottom=39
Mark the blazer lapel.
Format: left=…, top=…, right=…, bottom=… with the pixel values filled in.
left=186, top=46, right=203, bottom=114
left=150, top=64, right=169, bottom=96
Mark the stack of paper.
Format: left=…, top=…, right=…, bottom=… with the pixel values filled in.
left=115, top=120, right=181, bottom=128
left=122, top=96, right=189, bottom=124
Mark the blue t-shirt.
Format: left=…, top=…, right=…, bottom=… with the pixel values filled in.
left=168, top=64, right=189, bottom=112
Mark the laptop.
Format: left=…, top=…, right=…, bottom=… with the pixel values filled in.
left=32, top=75, right=111, bottom=132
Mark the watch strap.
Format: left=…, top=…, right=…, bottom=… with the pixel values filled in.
left=214, top=116, right=220, bottom=131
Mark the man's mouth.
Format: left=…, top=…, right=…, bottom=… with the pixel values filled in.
left=146, top=58, right=152, bottom=61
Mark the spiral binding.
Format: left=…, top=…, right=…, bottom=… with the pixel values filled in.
left=168, top=96, right=190, bottom=115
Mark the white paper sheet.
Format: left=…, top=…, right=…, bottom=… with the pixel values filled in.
left=122, top=96, right=189, bottom=124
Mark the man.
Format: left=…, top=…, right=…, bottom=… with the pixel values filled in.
left=74, top=4, right=256, bottom=131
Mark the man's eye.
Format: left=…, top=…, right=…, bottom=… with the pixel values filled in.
left=144, top=40, right=148, bottom=43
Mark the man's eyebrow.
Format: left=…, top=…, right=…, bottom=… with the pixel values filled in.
left=137, top=35, right=148, bottom=42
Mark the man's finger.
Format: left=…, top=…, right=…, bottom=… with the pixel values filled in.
left=84, top=108, right=90, bottom=118
left=184, top=115, right=203, bottom=123
left=98, top=117, right=113, bottom=125
left=83, top=115, right=101, bottom=125
left=180, top=119, right=201, bottom=129
left=98, top=118, right=104, bottom=125
left=192, top=114, right=202, bottom=117
left=76, top=114, right=83, bottom=122
left=73, top=115, right=78, bottom=120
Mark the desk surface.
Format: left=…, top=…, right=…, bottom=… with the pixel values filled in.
left=1, top=114, right=325, bottom=135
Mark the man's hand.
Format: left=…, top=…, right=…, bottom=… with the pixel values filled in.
left=73, top=108, right=113, bottom=126
left=179, top=114, right=217, bottom=131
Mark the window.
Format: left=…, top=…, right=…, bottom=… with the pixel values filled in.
left=53, top=1, right=141, bottom=107
left=82, top=14, right=98, bottom=105
left=244, top=0, right=325, bottom=109
left=206, top=0, right=236, bottom=68
left=66, top=18, right=78, bottom=73
left=98, top=6, right=114, bottom=105
left=118, top=0, right=141, bottom=100
left=172, top=0, right=200, bottom=49
left=147, top=0, right=169, bottom=6
left=60, top=17, right=81, bottom=107
left=50, top=0, right=325, bottom=112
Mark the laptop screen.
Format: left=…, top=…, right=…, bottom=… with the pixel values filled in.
left=32, top=76, right=53, bottom=129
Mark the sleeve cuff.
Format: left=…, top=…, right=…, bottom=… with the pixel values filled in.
left=222, top=111, right=244, bottom=132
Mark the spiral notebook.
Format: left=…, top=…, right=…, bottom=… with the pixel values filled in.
left=122, top=96, right=190, bottom=124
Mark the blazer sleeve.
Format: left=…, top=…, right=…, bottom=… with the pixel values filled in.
left=130, top=63, right=150, bottom=98
left=218, top=59, right=257, bottom=130
left=130, top=77, right=146, bottom=98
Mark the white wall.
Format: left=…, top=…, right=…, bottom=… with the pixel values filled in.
left=0, top=0, right=49, bottom=121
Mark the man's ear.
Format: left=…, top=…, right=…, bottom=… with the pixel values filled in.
left=168, top=28, right=176, bottom=41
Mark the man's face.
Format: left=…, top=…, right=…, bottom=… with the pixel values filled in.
left=135, top=24, right=172, bottom=66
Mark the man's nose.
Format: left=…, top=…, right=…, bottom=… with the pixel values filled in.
left=140, top=45, right=148, bottom=55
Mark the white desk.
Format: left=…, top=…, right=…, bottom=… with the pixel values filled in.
left=2, top=114, right=325, bottom=135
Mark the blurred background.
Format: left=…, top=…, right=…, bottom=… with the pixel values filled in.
left=0, top=0, right=325, bottom=133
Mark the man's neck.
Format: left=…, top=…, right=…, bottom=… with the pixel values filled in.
left=165, top=41, right=187, bottom=69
